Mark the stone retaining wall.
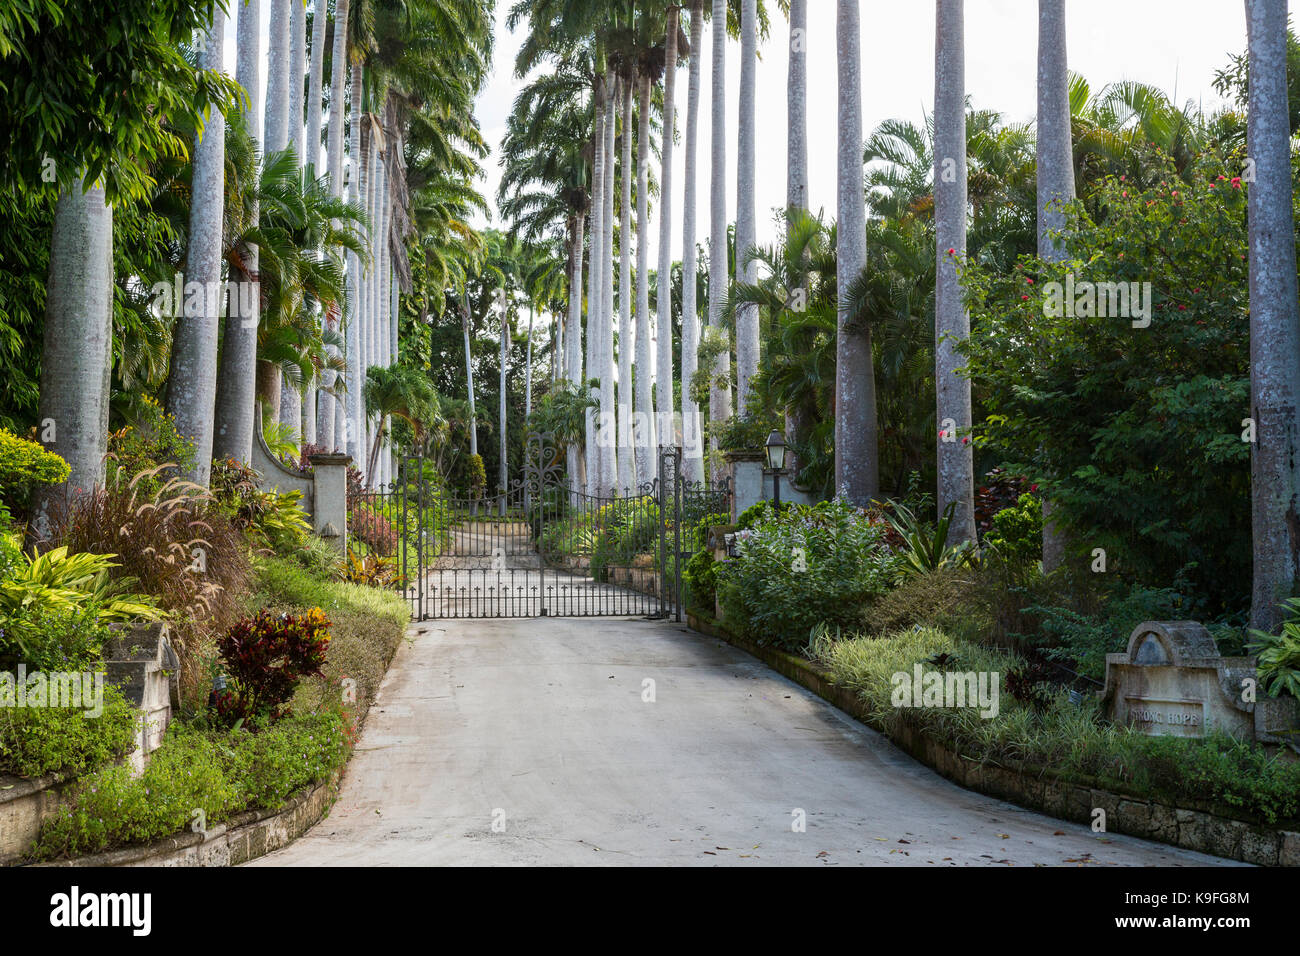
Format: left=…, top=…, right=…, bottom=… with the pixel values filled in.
left=687, top=610, right=1300, bottom=867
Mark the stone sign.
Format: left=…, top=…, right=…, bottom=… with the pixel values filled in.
left=1101, top=621, right=1255, bottom=741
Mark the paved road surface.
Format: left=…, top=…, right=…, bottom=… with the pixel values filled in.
left=254, top=616, right=1233, bottom=867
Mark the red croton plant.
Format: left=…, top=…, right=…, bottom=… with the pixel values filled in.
left=212, top=608, right=331, bottom=724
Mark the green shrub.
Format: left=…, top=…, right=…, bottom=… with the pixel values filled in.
left=985, top=494, right=1043, bottom=566
left=719, top=499, right=903, bottom=650
left=105, top=395, right=196, bottom=492
left=1023, top=581, right=1196, bottom=682
left=861, top=567, right=977, bottom=636
left=0, top=681, right=137, bottom=778
left=249, top=554, right=409, bottom=625
left=29, top=712, right=348, bottom=860
left=0, top=427, right=69, bottom=514
left=959, top=156, right=1252, bottom=611
left=295, top=535, right=342, bottom=578
left=683, top=549, right=719, bottom=613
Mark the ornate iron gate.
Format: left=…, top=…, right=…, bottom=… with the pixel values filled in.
left=389, top=435, right=730, bottom=621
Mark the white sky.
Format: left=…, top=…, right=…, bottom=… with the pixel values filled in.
left=474, top=0, right=1250, bottom=262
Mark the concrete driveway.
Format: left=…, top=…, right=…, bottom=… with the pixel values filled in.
left=254, top=616, right=1232, bottom=866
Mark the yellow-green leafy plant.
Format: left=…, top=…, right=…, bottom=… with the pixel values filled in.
left=0, top=547, right=161, bottom=661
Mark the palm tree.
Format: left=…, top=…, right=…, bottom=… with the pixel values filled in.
left=32, top=180, right=113, bottom=528
left=634, top=70, right=656, bottom=484
left=165, top=5, right=228, bottom=488
left=708, top=0, right=732, bottom=471
left=462, top=285, right=479, bottom=459
left=786, top=0, right=807, bottom=219
left=290, top=0, right=307, bottom=162
left=783, top=0, right=808, bottom=481
left=306, top=0, right=327, bottom=175
left=362, top=364, right=438, bottom=482
left=734, top=0, right=759, bottom=412
left=499, top=285, right=510, bottom=506
left=655, top=4, right=681, bottom=472
left=1037, top=0, right=1075, bottom=569
left=307, top=0, right=332, bottom=445
left=586, top=74, right=608, bottom=496
left=1245, top=0, right=1300, bottom=631
left=266, top=0, right=292, bottom=156
left=319, top=0, right=351, bottom=449
left=680, top=0, right=705, bottom=484
left=600, top=76, right=619, bottom=495
left=834, top=0, right=877, bottom=504
left=933, top=0, right=974, bottom=544
left=618, top=72, right=635, bottom=492
left=213, top=0, right=264, bottom=465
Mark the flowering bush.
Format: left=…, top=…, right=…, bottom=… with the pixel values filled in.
left=959, top=154, right=1251, bottom=610
left=349, top=505, right=398, bottom=557
left=213, top=608, right=331, bottom=723
left=718, top=499, right=903, bottom=650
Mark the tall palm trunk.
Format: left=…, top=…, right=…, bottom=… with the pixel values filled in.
left=734, top=0, right=759, bottom=411
left=320, top=0, right=349, bottom=451
left=585, top=76, right=606, bottom=497
left=618, top=76, right=636, bottom=493
left=264, top=0, right=292, bottom=433
left=525, top=303, right=534, bottom=421
left=364, top=132, right=383, bottom=486
left=306, top=0, right=326, bottom=174
left=311, top=0, right=335, bottom=451
left=708, top=0, right=732, bottom=475
left=166, top=7, right=228, bottom=488
left=499, top=299, right=508, bottom=511
left=1246, top=0, right=1300, bottom=631
left=656, top=5, right=680, bottom=468
left=371, top=138, right=388, bottom=486
left=32, top=179, right=113, bottom=536
left=934, top=0, right=975, bottom=544
left=344, top=67, right=365, bottom=463
left=634, top=72, right=656, bottom=482
left=463, top=287, right=478, bottom=459
left=265, top=0, right=291, bottom=155
left=784, top=0, right=809, bottom=480
left=289, top=0, right=306, bottom=160
left=834, top=0, right=878, bottom=504
left=600, top=79, right=619, bottom=496
left=327, top=0, right=349, bottom=202
left=213, top=0, right=262, bottom=464
left=681, top=0, right=705, bottom=484
left=787, top=0, right=808, bottom=218
left=1037, top=0, right=1075, bottom=569
left=568, top=209, right=586, bottom=498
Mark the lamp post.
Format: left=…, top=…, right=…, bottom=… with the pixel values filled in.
left=764, top=429, right=787, bottom=509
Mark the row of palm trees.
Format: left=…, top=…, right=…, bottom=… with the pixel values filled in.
left=499, top=0, right=1299, bottom=630
left=29, top=0, right=493, bottom=526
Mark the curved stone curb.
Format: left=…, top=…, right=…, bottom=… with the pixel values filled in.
left=687, top=611, right=1300, bottom=867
